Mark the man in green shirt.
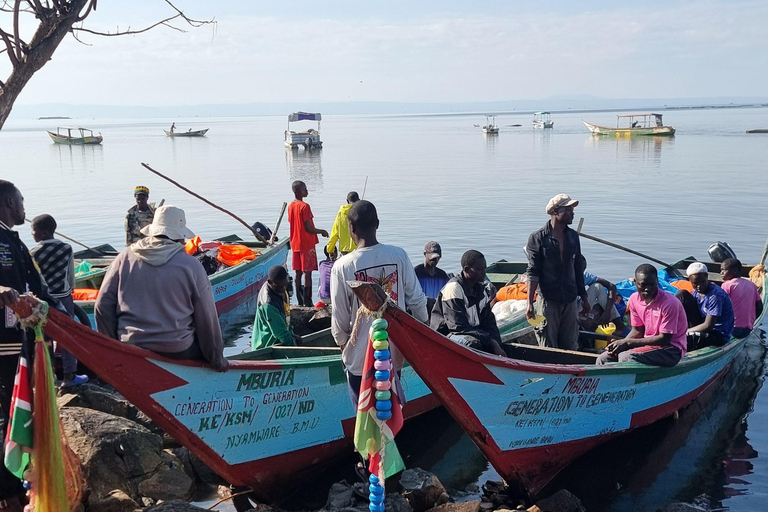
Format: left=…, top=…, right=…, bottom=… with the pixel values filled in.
left=251, top=266, right=301, bottom=350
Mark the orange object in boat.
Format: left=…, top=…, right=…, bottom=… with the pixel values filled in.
left=670, top=280, right=693, bottom=292
left=217, top=244, right=259, bottom=267
left=185, top=236, right=202, bottom=255
left=496, top=282, right=530, bottom=301
left=72, top=288, right=99, bottom=301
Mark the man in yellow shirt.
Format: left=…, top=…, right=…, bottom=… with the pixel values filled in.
left=326, top=191, right=359, bottom=256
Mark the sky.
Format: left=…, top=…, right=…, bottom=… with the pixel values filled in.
left=3, top=0, right=768, bottom=106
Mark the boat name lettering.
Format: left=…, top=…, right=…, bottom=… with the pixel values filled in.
left=214, top=284, right=227, bottom=295
left=508, top=435, right=554, bottom=448
left=175, top=398, right=234, bottom=416
left=237, top=370, right=295, bottom=391
left=505, top=395, right=574, bottom=417
left=261, top=387, right=310, bottom=405
left=232, top=274, right=245, bottom=285
left=291, top=417, right=320, bottom=434
left=577, top=388, right=636, bottom=408
left=561, top=377, right=600, bottom=395
left=224, top=426, right=280, bottom=449
left=197, top=407, right=259, bottom=432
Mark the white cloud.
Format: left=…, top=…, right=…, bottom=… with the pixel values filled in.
left=6, top=1, right=768, bottom=106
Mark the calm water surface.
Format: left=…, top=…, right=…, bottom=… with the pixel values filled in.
left=3, top=108, right=768, bottom=510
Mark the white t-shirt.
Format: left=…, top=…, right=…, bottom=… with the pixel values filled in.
left=330, top=243, right=428, bottom=375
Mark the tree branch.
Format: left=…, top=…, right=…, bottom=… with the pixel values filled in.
left=72, top=0, right=214, bottom=37
left=13, top=0, right=23, bottom=61
left=0, top=28, right=19, bottom=67
left=74, top=0, right=95, bottom=23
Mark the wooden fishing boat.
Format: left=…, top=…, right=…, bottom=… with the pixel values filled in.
left=532, top=112, right=554, bottom=129
left=746, top=129, right=768, bottom=134
left=47, top=126, right=103, bottom=145
left=349, top=255, right=768, bottom=497
left=8, top=297, right=438, bottom=506
left=73, top=236, right=290, bottom=325
left=583, top=113, right=675, bottom=137
left=164, top=128, right=209, bottom=137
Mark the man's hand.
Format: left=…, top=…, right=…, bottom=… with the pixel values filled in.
left=526, top=302, right=535, bottom=320
left=293, top=333, right=302, bottom=345
left=0, top=286, right=19, bottom=308
left=580, top=296, right=591, bottom=316
left=606, top=339, right=632, bottom=355
left=213, top=359, right=230, bottom=373
left=320, top=229, right=329, bottom=238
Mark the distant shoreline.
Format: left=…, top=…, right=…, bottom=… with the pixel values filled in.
left=38, top=116, right=71, bottom=120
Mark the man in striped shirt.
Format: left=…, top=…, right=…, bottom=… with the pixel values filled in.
left=30, top=214, right=88, bottom=388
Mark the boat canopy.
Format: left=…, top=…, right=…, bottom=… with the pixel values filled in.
left=617, top=113, right=663, bottom=119
left=535, top=111, right=550, bottom=115
left=288, top=112, right=321, bottom=122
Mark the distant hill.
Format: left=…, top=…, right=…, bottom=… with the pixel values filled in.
left=11, top=97, right=768, bottom=120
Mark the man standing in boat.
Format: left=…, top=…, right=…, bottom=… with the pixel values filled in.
left=326, top=191, right=359, bottom=257
left=124, top=185, right=155, bottom=246
left=597, top=264, right=687, bottom=366
left=330, top=200, right=428, bottom=406
left=525, top=194, right=590, bottom=350
left=288, top=181, right=328, bottom=306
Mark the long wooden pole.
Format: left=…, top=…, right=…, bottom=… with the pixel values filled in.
left=272, top=202, right=287, bottom=241
left=577, top=218, right=673, bottom=268
left=24, top=218, right=108, bottom=256
left=759, top=235, right=768, bottom=266
left=141, top=163, right=269, bottom=245
left=362, top=176, right=369, bottom=199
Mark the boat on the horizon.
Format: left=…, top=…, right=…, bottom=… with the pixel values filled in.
left=746, top=128, right=768, bottom=134
left=47, top=126, right=103, bottom=145
left=285, top=112, right=323, bottom=149
left=164, top=128, right=209, bottom=137
left=583, top=113, right=675, bottom=136
left=482, top=115, right=499, bottom=134
left=532, top=111, right=554, bottom=129
left=349, top=249, right=767, bottom=498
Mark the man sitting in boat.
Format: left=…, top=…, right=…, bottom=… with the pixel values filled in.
left=676, top=262, right=734, bottom=349
left=251, top=265, right=300, bottom=350
left=430, top=250, right=505, bottom=356
left=330, top=200, right=428, bottom=406
left=125, top=185, right=155, bottom=246
left=721, top=258, right=763, bottom=338
left=597, top=264, right=687, bottom=366
left=414, top=241, right=450, bottom=307
left=95, top=206, right=228, bottom=371
left=578, top=256, right=627, bottom=337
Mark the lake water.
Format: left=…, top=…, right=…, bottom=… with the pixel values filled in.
left=3, top=107, right=768, bottom=510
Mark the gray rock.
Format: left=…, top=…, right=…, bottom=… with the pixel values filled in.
left=137, top=451, right=195, bottom=501
left=87, top=489, right=139, bottom=512
left=142, top=500, right=210, bottom=511
left=426, top=501, right=481, bottom=512
left=531, top=490, right=585, bottom=512
left=399, top=469, right=448, bottom=512
left=385, top=493, right=414, bottom=512
left=657, top=504, right=708, bottom=512
left=60, top=407, right=192, bottom=507
left=326, top=481, right=358, bottom=511
left=172, top=447, right=223, bottom=485
left=58, top=383, right=160, bottom=433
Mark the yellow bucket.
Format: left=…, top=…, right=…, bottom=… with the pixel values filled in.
left=595, top=323, right=616, bottom=336
left=594, top=339, right=608, bottom=350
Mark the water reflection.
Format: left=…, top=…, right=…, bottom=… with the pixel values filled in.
left=51, top=143, right=104, bottom=174
left=219, top=294, right=259, bottom=356
left=484, top=131, right=498, bottom=152
left=584, top=135, right=673, bottom=166
left=533, top=130, right=552, bottom=155
left=285, top=148, right=323, bottom=191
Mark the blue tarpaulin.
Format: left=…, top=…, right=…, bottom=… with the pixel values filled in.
left=288, top=112, right=321, bottom=122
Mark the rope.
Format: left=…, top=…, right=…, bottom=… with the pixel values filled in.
left=16, top=295, right=48, bottom=341
left=349, top=300, right=388, bottom=346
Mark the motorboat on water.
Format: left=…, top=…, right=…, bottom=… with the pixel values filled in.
left=583, top=113, right=675, bottom=136
left=285, top=112, right=323, bottom=149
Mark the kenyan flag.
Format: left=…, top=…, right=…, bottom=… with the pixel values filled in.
left=4, top=352, right=32, bottom=479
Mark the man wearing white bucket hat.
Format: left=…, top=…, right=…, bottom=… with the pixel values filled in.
left=95, top=206, right=228, bottom=371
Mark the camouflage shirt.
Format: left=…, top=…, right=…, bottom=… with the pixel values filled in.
left=125, top=205, right=155, bottom=246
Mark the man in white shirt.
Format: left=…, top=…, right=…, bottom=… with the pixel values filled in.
left=330, top=200, right=428, bottom=407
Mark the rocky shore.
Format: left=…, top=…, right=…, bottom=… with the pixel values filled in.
left=57, top=382, right=714, bottom=512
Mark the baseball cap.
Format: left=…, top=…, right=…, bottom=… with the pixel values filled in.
left=686, top=262, right=709, bottom=277
left=424, top=241, right=442, bottom=260
left=546, top=194, right=579, bottom=215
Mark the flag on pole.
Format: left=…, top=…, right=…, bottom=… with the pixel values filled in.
left=4, top=347, right=32, bottom=479
left=353, top=323, right=404, bottom=480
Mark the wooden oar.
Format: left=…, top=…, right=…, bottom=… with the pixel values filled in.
left=141, top=163, right=270, bottom=245
left=759, top=235, right=768, bottom=266
left=24, top=218, right=108, bottom=256
left=577, top=218, right=673, bottom=268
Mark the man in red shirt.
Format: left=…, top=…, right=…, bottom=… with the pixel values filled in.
left=288, top=181, right=328, bottom=306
